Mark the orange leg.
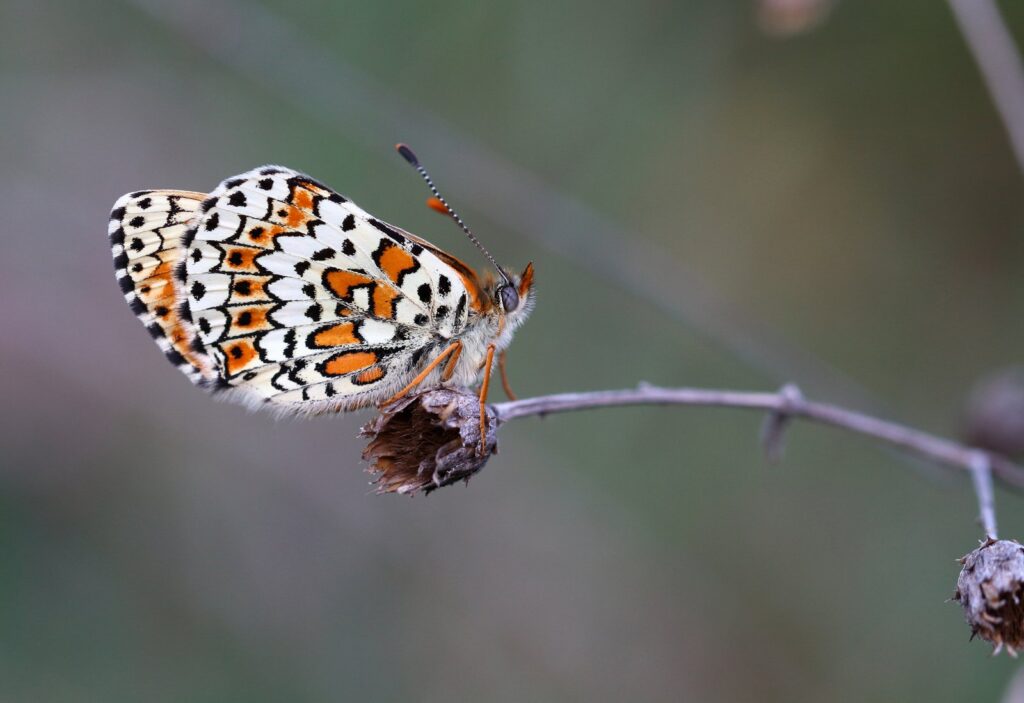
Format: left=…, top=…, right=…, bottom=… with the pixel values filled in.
left=381, top=341, right=461, bottom=406
left=498, top=350, right=516, bottom=400
left=441, top=340, right=463, bottom=382
left=478, top=344, right=496, bottom=454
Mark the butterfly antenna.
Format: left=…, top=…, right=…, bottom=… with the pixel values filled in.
left=395, top=143, right=511, bottom=285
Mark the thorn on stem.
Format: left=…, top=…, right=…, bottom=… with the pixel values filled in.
left=761, top=383, right=804, bottom=463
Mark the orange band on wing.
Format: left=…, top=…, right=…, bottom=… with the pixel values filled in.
left=323, top=350, right=377, bottom=376
left=371, top=285, right=399, bottom=319
left=231, top=305, right=272, bottom=333
left=354, top=366, right=385, bottom=384
left=292, top=189, right=314, bottom=211
left=223, top=339, right=258, bottom=376
left=325, top=270, right=374, bottom=299
left=223, top=247, right=261, bottom=273
left=377, top=243, right=417, bottom=284
left=312, top=322, right=360, bottom=348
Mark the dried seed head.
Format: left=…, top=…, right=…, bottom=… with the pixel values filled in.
left=964, top=367, right=1024, bottom=457
left=361, top=388, right=498, bottom=495
left=954, top=538, right=1024, bottom=656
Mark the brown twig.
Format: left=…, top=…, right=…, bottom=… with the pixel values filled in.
left=948, top=0, right=1024, bottom=175
left=493, top=383, right=1024, bottom=492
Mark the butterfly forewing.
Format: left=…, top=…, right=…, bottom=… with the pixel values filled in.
left=109, top=189, right=217, bottom=384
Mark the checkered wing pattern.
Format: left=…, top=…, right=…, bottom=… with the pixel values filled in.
left=110, top=166, right=479, bottom=415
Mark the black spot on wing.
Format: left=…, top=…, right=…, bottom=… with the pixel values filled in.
left=165, top=349, right=187, bottom=366
left=454, top=293, right=467, bottom=324
left=127, top=296, right=147, bottom=315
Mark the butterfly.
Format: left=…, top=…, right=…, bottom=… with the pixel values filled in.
left=108, top=145, right=534, bottom=451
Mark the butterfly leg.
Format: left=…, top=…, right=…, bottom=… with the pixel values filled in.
left=478, top=344, right=496, bottom=454
left=498, top=350, right=516, bottom=400
left=441, top=340, right=463, bottom=382
left=381, top=340, right=462, bottom=406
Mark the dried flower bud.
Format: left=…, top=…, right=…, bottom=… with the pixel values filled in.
left=361, top=387, right=498, bottom=495
left=953, top=538, right=1024, bottom=655
left=964, top=367, right=1024, bottom=457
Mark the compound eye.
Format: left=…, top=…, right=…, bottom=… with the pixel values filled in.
left=499, top=285, right=520, bottom=312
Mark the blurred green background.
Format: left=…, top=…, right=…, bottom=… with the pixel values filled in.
left=2, top=0, right=1024, bottom=700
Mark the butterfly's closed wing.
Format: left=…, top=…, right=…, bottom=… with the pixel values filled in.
left=145, top=166, right=480, bottom=414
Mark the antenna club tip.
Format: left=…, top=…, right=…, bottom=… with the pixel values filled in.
left=426, top=197, right=450, bottom=216
left=395, top=143, right=419, bottom=166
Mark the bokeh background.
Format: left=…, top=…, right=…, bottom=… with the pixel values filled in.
left=3, top=0, right=1024, bottom=700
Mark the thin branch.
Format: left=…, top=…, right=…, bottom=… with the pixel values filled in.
left=969, top=452, right=999, bottom=539
left=493, top=384, right=1024, bottom=492
left=948, top=0, right=1024, bottom=174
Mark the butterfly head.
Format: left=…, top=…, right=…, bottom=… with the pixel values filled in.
left=396, top=143, right=536, bottom=324
left=494, top=262, right=534, bottom=317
